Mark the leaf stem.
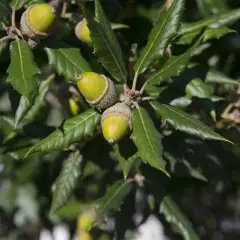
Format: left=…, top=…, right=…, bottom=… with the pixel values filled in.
left=0, top=36, right=12, bottom=42
left=139, top=81, right=148, bottom=95
left=11, top=9, right=16, bottom=27
left=131, top=73, right=138, bottom=90
left=140, top=97, right=155, bottom=102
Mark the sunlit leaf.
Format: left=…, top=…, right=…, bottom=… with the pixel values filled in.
left=151, top=102, right=231, bottom=143
left=131, top=107, right=169, bottom=175
left=134, top=0, right=184, bottom=74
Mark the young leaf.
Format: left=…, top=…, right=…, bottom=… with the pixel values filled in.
left=160, top=196, right=200, bottom=240
left=178, top=8, right=240, bottom=45
left=151, top=102, right=231, bottom=143
left=83, top=2, right=127, bottom=82
left=112, top=144, right=139, bottom=179
left=146, top=38, right=201, bottom=85
left=134, top=0, right=184, bottom=74
left=95, top=179, right=133, bottom=218
left=25, top=109, right=101, bottom=156
left=185, top=78, right=212, bottom=99
left=131, top=107, right=169, bottom=175
left=45, top=46, right=91, bottom=82
left=7, top=40, right=40, bottom=103
left=51, top=151, right=82, bottom=214
left=206, top=69, right=238, bottom=85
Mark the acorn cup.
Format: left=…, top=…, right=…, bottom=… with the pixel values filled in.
left=101, top=103, right=132, bottom=143
left=76, top=72, right=117, bottom=109
left=20, top=3, right=56, bottom=39
left=75, top=18, right=92, bottom=44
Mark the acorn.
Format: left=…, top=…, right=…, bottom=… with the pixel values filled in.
left=69, top=97, right=80, bottom=116
left=20, top=3, right=56, bottom=39
left=77, top=210, right=96, bottom=231
left=75, top=18, right=92, bottom=44
left=76, top=72, right=117, bottom=109
left=101, top=103, right=132, bottom=143
left=78, top=231, right=92, bottom=240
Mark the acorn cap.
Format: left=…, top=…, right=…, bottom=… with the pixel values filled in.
left=20, top=4, right=56, bottom=39
left=101, top=103, right=132, bottom=143
left=87, top=75, right=117, bottom=109
left=75, top=18, right=92, bottom=44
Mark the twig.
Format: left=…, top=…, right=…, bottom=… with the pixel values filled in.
left=51, top=0, right=64, bottom=9
left=131, top=73, right=138, bottom=91
left=139, top=81, right=148, bottom=95
left=61, top=1, right=72, bottom=18
left=0, top=36, right=12, bottom=42
left=11, top=9, right=16, bottom=27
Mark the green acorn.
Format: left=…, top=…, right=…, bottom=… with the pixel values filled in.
left=20, top=3, right=56, bottom=39
left=75, top=18, right=92, bottom=44
left=101, top=103, right=132, bottom=143
left=76, top=72, right=117, bottom=109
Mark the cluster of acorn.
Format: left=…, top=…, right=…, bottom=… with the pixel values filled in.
left=19, top=2, right=91, bottom=46
left=76, top=72, right=132, bottom=143
left=18, top=3, right=131, bottom=143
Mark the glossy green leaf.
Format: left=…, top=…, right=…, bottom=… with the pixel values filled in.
left=134, top=0, right=184, bottom=74
left=83, top=2, right=127, bottom=82
left=25, top=109, right=101, bottom=156
left=95, top=179, right=133, bottom=218
left=185, top=78, right=212, bottom=99
left=206, top=69, right=238, bottom=85
left=113, top=144, right=139, bottom=179
left=177, top=26, right=234, bottom=45
left=178, top=8, right=240, bottom=45
left=146, top=38, right=201, bottom=85
left=20, top=76, right=52, bottom=127
left=203, top=26, right=235, bottom=42
left=160, top=196, right=200, bottom=240
left=50, top=151, right=82, bottom=214
left=55, top=201, right=87, bottom=219
left=45, top=45, right=91, bottom=82
left=170, top=96, right=192, bottom=108
left=151, top=102, right=231, bottom=143
left=131, top=107, right=168, bottom=175
left=14, top=96, right=30, bottom=128
left=7, top=40, right=40, bottom=104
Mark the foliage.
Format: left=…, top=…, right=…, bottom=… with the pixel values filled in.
left=0, top=0, right=239, bottom=239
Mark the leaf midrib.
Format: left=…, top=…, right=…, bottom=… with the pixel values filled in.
left=135, top=1, right=176, bottom=73
left=17, top=40, right=29, bottom=99
left=137, top=108, right=159, bottom=162
left=97, top=181, right=130, bottom=215
left=147, top=44, right=194, bottom=84
left=91, top=17, right=126, bottom=81
left=159, top=104, right=221, bottom=136
left=59, top=49, right=84, bottom=72
left=27, top=111, right=98, bottom=154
